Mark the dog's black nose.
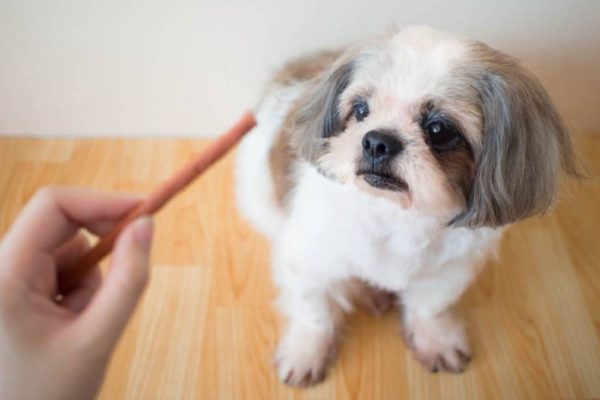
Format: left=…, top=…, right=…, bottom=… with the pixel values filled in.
left=362, top=130, right=403, bottom=163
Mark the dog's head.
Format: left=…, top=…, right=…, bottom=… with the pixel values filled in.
left=291, top=26, right=580, bottom=228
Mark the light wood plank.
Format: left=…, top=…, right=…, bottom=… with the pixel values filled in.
left=0, top=136, right=598, bottom=399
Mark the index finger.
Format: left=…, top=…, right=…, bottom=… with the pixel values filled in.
left=2, top=187, right=141, bottom=262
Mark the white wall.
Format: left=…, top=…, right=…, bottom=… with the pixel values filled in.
left=1, top=0, right=599, bottom=137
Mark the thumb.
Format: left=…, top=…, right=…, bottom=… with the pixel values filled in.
left=76, top=216, right=153, bottom=354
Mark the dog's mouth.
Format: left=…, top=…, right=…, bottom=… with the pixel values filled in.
left=356, top=170, right=408, bottom=192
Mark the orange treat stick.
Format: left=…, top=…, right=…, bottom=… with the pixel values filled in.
left=59, top=111, right=257, bottom=293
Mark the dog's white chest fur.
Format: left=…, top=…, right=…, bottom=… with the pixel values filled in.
left=278, top=163, right=502, bottom=292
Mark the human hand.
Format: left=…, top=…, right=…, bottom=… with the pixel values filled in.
left=0, top=187, right=153, bottom=400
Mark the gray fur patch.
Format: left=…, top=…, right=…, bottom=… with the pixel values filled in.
left=291, top=60, right=355, bottom=162
left=451, top=43, right=581, bottom=228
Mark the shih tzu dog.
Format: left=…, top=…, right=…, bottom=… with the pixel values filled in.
left=235, top=26, right=579, bottom=386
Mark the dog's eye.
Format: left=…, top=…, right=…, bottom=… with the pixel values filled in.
left=425, top=121, right=460, bottom=150
left=353, top=99, right=369, bottom=122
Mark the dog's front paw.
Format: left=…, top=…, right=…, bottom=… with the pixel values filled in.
left=403, top=311, right=472, bottom=373
left=274, top=327, right=337, bottom=387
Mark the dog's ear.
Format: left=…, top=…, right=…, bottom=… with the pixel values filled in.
left=291, top=58, right=355, bottom=162
left=451, top=45, right=581, bottom=228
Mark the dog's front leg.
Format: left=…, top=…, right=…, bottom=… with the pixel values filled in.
left=399, top=265, right=475, bottom=373
left=272, top=246, right=343, bottom=387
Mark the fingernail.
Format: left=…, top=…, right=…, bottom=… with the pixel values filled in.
left=133, top=216, right=154, bottom=250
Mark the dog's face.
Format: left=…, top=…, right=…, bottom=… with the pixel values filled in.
left=292, top=26, right=579, bottom=227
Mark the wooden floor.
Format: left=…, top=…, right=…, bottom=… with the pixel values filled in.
left=0, top=136, right=599, bottom=399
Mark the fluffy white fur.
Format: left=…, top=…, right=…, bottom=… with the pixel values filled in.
left=235, top=26, right=576, bottom=386
left=238, top=130, right=501, bottom=382
left=235, top=85, right=300, bottom=238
